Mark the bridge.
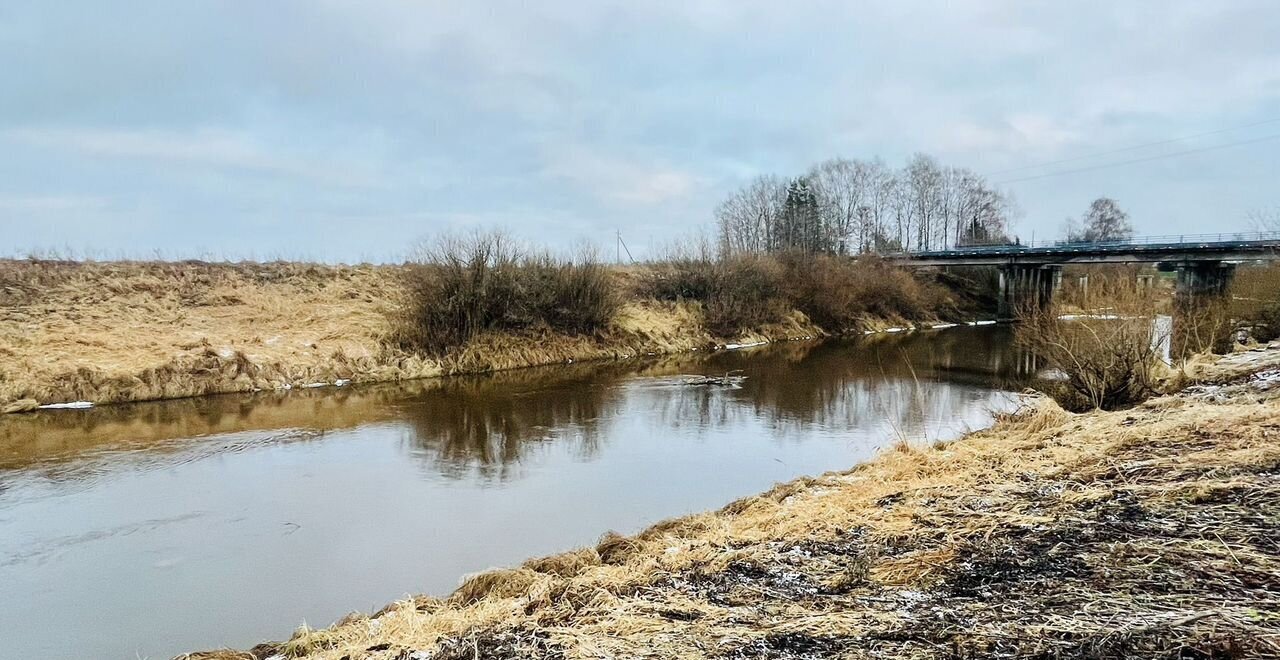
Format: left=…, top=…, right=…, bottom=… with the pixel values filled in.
left=891, top=232, right=1280, bottom=319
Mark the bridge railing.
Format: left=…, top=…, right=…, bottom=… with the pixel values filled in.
left=899, top=231, right=1280, bottom=257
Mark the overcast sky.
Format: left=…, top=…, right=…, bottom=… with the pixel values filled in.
left=2, top=1, right=1279, bottom=262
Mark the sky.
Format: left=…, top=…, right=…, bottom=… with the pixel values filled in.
left=2, top=1, right=1279, bottom=262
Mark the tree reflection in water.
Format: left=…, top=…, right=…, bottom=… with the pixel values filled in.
left=1, top=326, right=1032, bottom=486
left=396, top=325, right=1033, bottom=481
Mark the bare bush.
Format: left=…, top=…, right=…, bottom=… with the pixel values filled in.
left=1229, top=263, right=1280, bottom=343
left=703, top=255, right=789, bottom=336
left=1016, top=284, right=1167, bottom=411
left=396, top=232, right=617, bottom=354
left=778, top=253, right=941, bottom=328
left=641, top=250, right=960, bottom=336
left=640, top=253, right=788, bottom=336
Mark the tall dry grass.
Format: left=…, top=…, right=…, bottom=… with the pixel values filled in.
left=1016, top=279, right=1168, bottom=411
left=1229, top=262, right=1280, bottom=343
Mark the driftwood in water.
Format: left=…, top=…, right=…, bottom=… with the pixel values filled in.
left=682, top=372, right=746, bottom=387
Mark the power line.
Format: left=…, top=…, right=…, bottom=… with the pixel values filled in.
left=985, top=117, right=1280, bottom=177
left=992, top=132, right=1280, bottom=185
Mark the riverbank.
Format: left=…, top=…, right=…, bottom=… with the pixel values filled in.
left=0, top=259, right=984, bottom=412
left=189, top=345, right=1280, bottom=660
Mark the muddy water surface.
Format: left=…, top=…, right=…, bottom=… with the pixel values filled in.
left=0, top=327, right=1031, bottom=659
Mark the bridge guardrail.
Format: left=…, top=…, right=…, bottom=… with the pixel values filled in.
left=896, top=231, right=1280, bottom=258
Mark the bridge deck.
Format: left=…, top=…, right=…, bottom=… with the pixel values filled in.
left=894, top=232, right=1280, bottom=267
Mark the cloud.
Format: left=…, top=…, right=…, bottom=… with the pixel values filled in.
left=942, top=115, right=1082, bottom=154
left=2, top=127, right=384, bottom=188
left=0, top=194, right=110, bottom=213
left=540, top=145, right=701, bottom=206
left=2, top=0, right=1280, bottom=260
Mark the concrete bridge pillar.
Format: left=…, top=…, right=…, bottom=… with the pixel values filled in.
left=1172, top=260, right=1237, bottom=356
left=1174, top=261, right=1236, bottom=303
left=998, top=264, right=1062, bottom=321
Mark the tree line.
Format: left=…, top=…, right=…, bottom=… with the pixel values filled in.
left=715, top=154, right=1018, bottom=256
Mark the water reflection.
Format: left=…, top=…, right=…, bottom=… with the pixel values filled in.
left=1, top=326, right=1034, bottom=486
left=0, top=326, right=1031, bottom=660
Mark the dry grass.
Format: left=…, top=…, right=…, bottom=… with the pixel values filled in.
left=1230, top=263, right=1280, bottom=343
left=189, top=350, right=1280, bottom=660
left=0, top=259, right=832, bottom=411
left=0, top=259, right=423, bottom=408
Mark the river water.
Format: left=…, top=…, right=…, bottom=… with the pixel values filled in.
left=0, top=326, right=1032, bottom=659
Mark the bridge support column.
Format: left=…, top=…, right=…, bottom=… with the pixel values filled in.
left=1173, top=260, right=1237, bottom=356
left=1174, top=261, right=1235, bottom=303
left=998, top=264, right=1061, bottom=321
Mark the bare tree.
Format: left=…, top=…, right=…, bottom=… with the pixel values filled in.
left=716, top=175, right=786, bottom=255
left=1070, top=197, right=1133, bottom=243
left=716, top=154, right=1014, bottom=256
left=905, top=154, right=945, bottom=250
left=1247, top=206, right=1280, bottom=231
left=808, top=159, right=863, bottom=254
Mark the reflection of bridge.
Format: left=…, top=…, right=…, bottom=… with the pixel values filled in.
left=891, top=232, right=1280, bottom=319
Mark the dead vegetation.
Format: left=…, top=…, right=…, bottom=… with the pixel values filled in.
left=638, top=250, right=972, bottom=337
left=189, top=349, right=1280, bottom=660
left=0, top=259, right=415, bottom=409
left=1230, top=263, right=1280, bottom=343
left=392, top=233, right=618, bottom=355
left=1015, top=280, right=1170, bottom=411
left=1, top=251, right=979, bottom=411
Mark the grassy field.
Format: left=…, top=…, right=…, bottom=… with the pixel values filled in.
left=0, top=257, right=979, bottom=412
left=185, top=345, right=1280, bottom=660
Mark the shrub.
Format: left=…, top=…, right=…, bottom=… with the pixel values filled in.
left=396, top=232, right=617, bottom=354
left=778, top=253, right=947, bottom=328
left=641, top=257, right=718, bottom=302
left=638, top=252, right=788, bottom=336
left=1229, top=264, right=1280, bottom=343
left=703, top=255, right=788, bottom=336
left=640, top=251, right=954, bottom=336
left=1015, top=284, right=1166, bottom=411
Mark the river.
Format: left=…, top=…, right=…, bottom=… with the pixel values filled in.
left=0, top=326, right=1032, bottom=659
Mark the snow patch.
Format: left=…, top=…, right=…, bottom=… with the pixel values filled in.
left=724, top=340, right=767, bottom=350
left=38, top=401, right=94, bottom=410
left=1058, top=313, right=1121, bottom=321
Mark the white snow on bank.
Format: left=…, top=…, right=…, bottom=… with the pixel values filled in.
left=724, top=340, right=768, bottom=350
left=1058, top=313, right=1122, bottom=321
left=967, top=320, right=997, bottom=326
left=334, top=379, right=350, bottom=386
left=301, top=382, right=327, bottom=389
left=38, top=401, right=94, bottom=410
left=930, top=322, right=958, bottom=329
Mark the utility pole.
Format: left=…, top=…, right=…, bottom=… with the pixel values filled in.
left=616, top=230, right=634, bottom=264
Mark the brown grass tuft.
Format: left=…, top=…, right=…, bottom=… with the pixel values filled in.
left=521, top=548, right=601, bottom=578
left=449, top=568, right=544, bottom=606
